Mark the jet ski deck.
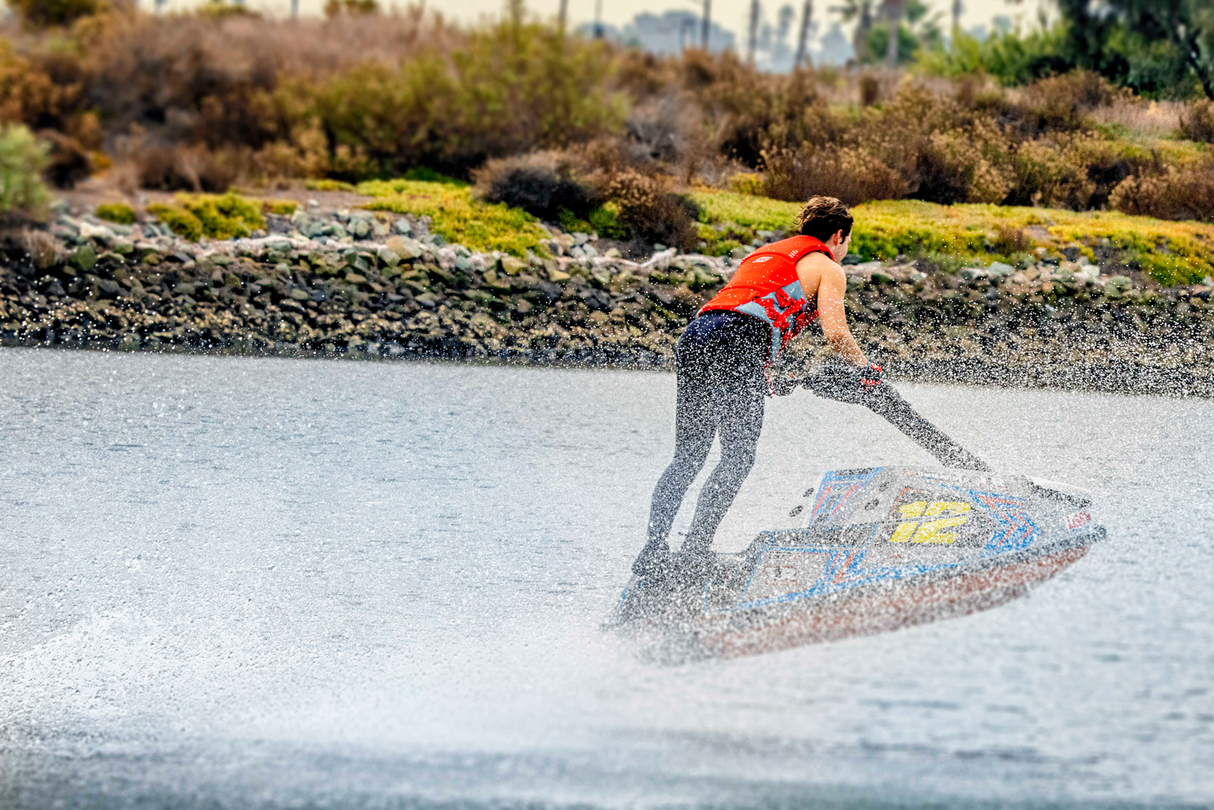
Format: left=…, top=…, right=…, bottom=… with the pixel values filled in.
left=611, top=466, right=1104, bottom=662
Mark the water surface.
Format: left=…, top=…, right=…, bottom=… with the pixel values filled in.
left=0, top=349, right=1211, bottom=808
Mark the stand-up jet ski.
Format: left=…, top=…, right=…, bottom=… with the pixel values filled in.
left=609, top=368, right=1104, bottom=663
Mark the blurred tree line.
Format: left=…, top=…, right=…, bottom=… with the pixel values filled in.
left=920, top=0, right=1214, bottom=100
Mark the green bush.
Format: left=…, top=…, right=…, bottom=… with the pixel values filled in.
left=299, top=23, right=625, bottom=178
left=147, top=203, right=203, bottom=241
left=588, top=203, right=626, bottom=240
left=95, top=202, right=137, bottom=224
left=915, top=26, right=1070, bottom=87
left=0, top=124, right=51, bottom=217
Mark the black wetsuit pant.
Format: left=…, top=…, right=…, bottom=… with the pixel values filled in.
left=645, top=311, right=770, bottom=557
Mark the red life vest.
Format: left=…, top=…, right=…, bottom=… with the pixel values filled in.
left=699, top=235, right=834, bottom=364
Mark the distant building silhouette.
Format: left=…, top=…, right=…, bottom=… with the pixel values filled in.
left=578, top=10, right=735, bottom=55
left=577, top=7, right=865, bottom=71
left=816, top=21, right=853, bottom=66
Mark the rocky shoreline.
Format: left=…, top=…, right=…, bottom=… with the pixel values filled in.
left=3, top=205, right=1213, bottom=396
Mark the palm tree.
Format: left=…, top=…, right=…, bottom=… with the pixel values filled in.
left=834, top=0, right=875, bottom=64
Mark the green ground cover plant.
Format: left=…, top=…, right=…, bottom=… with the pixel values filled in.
left=690, top=189, right=1214, bottom=285
left=94, top=202, right=137, bottom=224
left=146, top=203, right=203, bottom=241
left=358, top=179, right=550, bottom=257
left=147, top=193, right=296, bottom=240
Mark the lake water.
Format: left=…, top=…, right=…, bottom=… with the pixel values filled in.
left=1, top=349, right=1211, bottom=809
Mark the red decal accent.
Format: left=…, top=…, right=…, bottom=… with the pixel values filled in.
left=1065, top=512, right=1091, bottom=530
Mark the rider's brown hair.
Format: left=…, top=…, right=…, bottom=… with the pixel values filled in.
left=795, top=196, right=853, bottom=242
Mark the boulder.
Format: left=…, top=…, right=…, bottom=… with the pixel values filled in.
left=499, top=256, right=527, bottom=276
left=378, top=247, right=401, bottom=268
left=385, top=236, right=424, bottom=260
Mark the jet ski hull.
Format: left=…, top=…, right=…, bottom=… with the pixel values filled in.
left=611, top=466, right=1104, bottom=662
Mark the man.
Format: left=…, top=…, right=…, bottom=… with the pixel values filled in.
left=632, top=196, right=880, bottom=576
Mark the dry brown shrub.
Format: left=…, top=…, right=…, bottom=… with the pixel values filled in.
left=6, top=9, right=459, bottom=162
left=38, top=130, right=91, bottom=187
left=1179, top=100, right=1214, bottom=144
left=859, top=75, right=880, bottom=107
left=916, top=119, right=1015, bottom=204
left=0, top=40, right=82, bottom=127
left=119, top=129, right=247, bottom=192
left=606, top=169, right=699, bottom=252
left=1091, top=97, right=1183, bottom=139
left=250, top=119, right=331, bottom=184
left=1002, top=71, right=1126, bottom=136
left=838, top=84, right=1017, bottom=204
left=613, top=49, right=676, bottom=99
left=670, top=50, right=838, bottom=167
left=1010, top=135, right=1097, bottom=209
left=623, top=94, right=704, bottom=167
left=13, top=227, right=63, bottom=269
left=1109, top=161, right=1214, bottom=222
left=993, top=224, right=1030, bottom=254
left=762, top=143, right=909, bottom=206
left=1009, top=131, right=1139, bottom=210
left=473, top=150, right=599, bottom=221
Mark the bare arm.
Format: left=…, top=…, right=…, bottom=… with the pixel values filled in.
left=804, top=255, right=868, bottom=367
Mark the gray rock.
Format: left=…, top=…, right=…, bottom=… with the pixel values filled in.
left=391, top=238, right=424, bottom=260
left=394, top=218, right=413, bottom=236
left=377, top=247, right=401, bottom=268
left=573, top=232, right=590, bottom=246
left=79, top=222, right=115, bottom=241
left=352, top=218, right=371, bottom=239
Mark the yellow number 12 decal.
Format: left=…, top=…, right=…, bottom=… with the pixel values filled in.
left=889, top=501, right=971, bottom=544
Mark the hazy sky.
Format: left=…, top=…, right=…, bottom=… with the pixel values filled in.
left=140, top=0, right=1051, bottom=40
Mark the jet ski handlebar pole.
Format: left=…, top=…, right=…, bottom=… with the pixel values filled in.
left=799, top=366, right=991, bottom=472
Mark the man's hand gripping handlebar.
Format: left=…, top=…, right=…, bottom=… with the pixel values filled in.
left=789, top=360, right=991, bottom=472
